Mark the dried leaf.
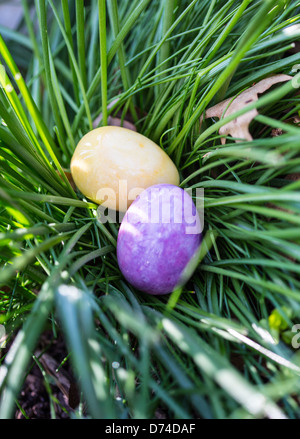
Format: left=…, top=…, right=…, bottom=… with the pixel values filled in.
left=285, top=173, right=300, bottom=182
left=271, top=128, right=283, bottom=137
left=36, top=350, right=80, bottom=410
left=285, top=115, right=300, bottom=126
left=104, top=116, right=137, bottom=131
left=93, top=98, right=137, bottom=131
left=56, top=169, right=76, bottom=190
left=203, top=74, right=292, bottom=144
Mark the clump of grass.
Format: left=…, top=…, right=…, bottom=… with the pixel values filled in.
left=0, top=0, right=300, bottom=419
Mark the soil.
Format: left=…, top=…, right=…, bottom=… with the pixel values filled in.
left=5, top=328, right=169, bottom=419
left=13, top=330, right=80, bottom=419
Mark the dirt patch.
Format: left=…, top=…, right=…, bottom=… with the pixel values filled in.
left=14, top=330, right=79, bottom=419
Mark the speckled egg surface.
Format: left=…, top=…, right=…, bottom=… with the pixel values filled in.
left=117, top=184, right=202, bottom=295
left=70, top=126, right=179, bottom=212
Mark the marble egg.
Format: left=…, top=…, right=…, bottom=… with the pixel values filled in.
left=70, top=126, right=179, bottom=211
left=117, top=184, right=202, bottom=295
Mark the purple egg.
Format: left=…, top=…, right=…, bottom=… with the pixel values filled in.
left=117, top=184, right=202, bottom=295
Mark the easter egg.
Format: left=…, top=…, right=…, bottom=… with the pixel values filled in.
left=70, top=126, right=179, bottom=212
left=117, top=184, right=202, bottom=295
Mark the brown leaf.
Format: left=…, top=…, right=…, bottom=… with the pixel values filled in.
left=271, top=128, right=283, bottom=137
left=105, top=116, right=137, bottom=131
left=36, top=351, right=71, bottom=397
left=36, top=350, right=80, bottom=410
left=203, top=74, right=292, bottom=144
left=93, top=97, right=137, bottom=131
left=285, top=115, right=300, bottom=126
left=56, top=169, right=76, bottom=190
left=93, top=113, right=137, bottom=131
left=285, top=173, right=300, bottom=182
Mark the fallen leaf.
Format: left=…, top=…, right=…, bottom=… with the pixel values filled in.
left=36, top=350, right=80, bottom=410
left=104, top=116, right=137, bottom=131
left=202, top=74, right=292, bottom=144
left=93, top=97, right=137, bottom=131
left=285, top=173, right=300, bottom=182
left=56, top=169, right=76, bottom=190
left=271, top=128, right=283, bottom=137
left=285, top=115, right=300, bottom=126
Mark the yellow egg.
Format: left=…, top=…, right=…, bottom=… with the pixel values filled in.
left=70, top=126, right=180, bottom=211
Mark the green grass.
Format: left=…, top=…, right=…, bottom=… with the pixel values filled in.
left=0, top=0, right=300, bottom=419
